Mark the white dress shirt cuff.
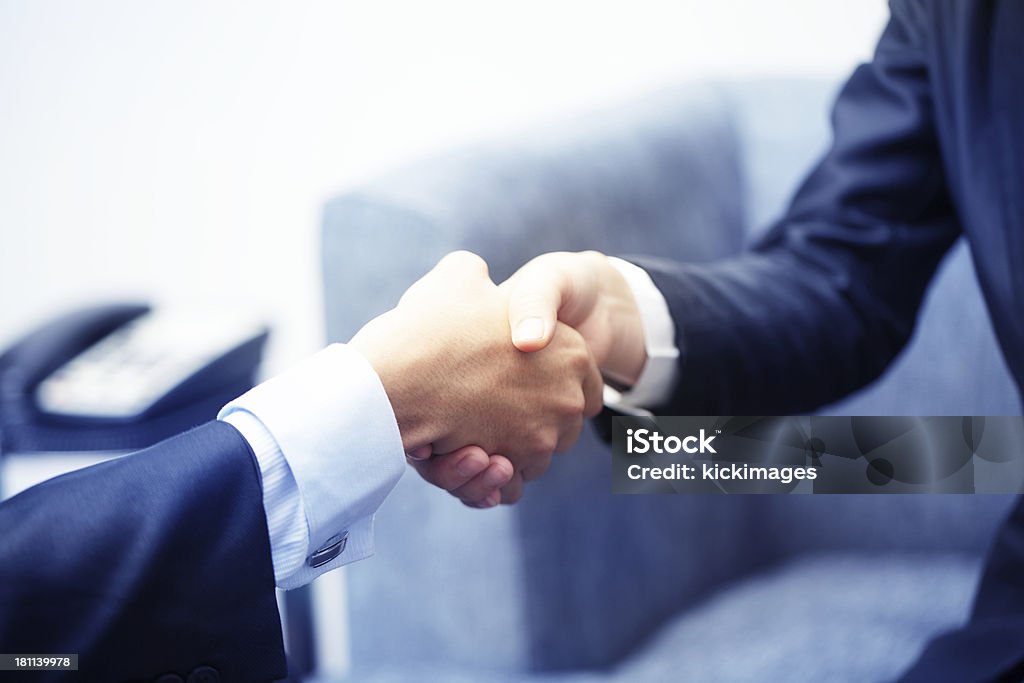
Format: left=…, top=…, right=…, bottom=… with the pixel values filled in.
left=219, top=343, right=406, bottom=590
left=604, top=257, right=680, bottom=410
left=221, top=409, right=309, bottom=585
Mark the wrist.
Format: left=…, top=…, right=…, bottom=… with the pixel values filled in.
left=599, top=258, right=648, bottom=388
left=349, top=316, right=443, bottom=451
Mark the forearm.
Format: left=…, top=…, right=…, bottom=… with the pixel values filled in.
left=627, top=1, right=963, bottom=415
left=219, top=343, right=406, bottom=589
left=0, top=422, right=286, bottom=681
left=633, top=233, right=945, bottom=415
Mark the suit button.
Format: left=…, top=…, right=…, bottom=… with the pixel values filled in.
left=308, top=531, right=349, bottom=568
left=186, top=666, right=220, bottom=683
left=155, top=676, right=184, bottom=683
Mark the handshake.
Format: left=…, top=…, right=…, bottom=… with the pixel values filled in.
left=349, top=250, right=647, bottom=508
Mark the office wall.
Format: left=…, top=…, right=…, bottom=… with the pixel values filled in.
left=0, top=0, right=887, bottom=372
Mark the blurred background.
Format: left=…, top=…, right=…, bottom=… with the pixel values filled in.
left=0, top=0, right=886, bottom=372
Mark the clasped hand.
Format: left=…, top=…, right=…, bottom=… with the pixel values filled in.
left=350, top=250, right=645, bottom=508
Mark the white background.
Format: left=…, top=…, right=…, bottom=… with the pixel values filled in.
left=0, top=0, right=887, bottom=372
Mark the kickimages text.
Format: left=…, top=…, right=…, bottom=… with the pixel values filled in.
left=624, top=428, right=818, bottom=484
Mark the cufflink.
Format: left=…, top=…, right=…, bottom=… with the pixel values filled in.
left=308, top=531, right=349, bottom=568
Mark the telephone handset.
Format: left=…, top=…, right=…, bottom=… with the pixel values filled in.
left=35, top=308, right=267, bottom=422
left=0, top=303, right=268, bottom=455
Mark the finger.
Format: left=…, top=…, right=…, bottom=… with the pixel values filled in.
left=406, top=444, right=433, bottom=461
left=554, top=414, right=584, bottom=454
left=465, top=488, right=502, bottom=509
left=581, top=354, right=604, bottom=418
left=452, top=455, right=514, bottom=504
left=506, top=262, right=571, bottom=353
left=407, top=445, right=489, bottom=491
left=500, top=471, right=525, bottom=504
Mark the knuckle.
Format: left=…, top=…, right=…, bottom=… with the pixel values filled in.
left=440, top=250, right=488, bottom=276
left=554, top=388, right=586, bottom=418
left=569, top=363, right=589, bottom=384
left=569, top=391, right=587, bottom=417
left=531, top=431, right=559, bottom=456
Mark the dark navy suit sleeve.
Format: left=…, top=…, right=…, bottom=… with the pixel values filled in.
left=0, top=420, right=287, bottom=683
left=633, top=0, right=960, bottom=414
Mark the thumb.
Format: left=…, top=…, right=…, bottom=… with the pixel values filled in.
left=505, top=265, right=570, bottom=352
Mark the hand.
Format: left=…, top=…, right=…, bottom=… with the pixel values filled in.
left=350, top=251, right=604, bottom=505
left=502, top=251, right=647, bottom=388
left=406, top=445, right=513, bottom=509
left=406, top=445, right=517, bottom=509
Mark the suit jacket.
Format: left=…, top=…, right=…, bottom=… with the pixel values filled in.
left=630, top=1, right=1024, bottom=680
left=636, top=0, right=1023, bottom=417
left=0, top=421, right=287, bottom=683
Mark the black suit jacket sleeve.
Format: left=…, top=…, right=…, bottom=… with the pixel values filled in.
left=633, top=0, right=960, bottom=415
left=0, top=420, right=287, bottom=683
